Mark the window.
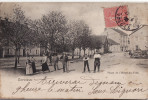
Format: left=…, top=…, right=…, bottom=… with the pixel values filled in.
left=136, top=45, right=139, bottom=50
left=36, top=50, right=38, bottom=54
left=30, top=49, right=31, bottom=53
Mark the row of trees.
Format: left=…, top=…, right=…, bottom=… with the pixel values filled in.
left=28, top=12, right=94, bottom=57
left=0, top=6, right=102, bottom=68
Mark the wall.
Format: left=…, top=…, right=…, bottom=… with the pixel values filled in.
left=26, top=47, right=40, bottom=56
left=109, top=45, right=120, bottom=52
left=1, top=46, right=40, bottom=57
left=74, top=48, right=95, bottom=57
left=104, top=28, right=128, bottom=52
left=104, top=28, right=121, bottom=44
left=129, top=26, right=148, bottom=51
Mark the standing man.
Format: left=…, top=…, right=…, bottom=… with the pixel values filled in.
left=60, top=53, right=69, bottom=72
left=94, top=52, right=101, bottom=73
left=83, top=54, right=90, bottom=73
left=53, top=53, right=59, bottom=71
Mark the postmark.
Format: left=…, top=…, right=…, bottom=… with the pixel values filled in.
left=104, top=5, right=141, bottom=31
left=115, top=5, right=140, bottom=31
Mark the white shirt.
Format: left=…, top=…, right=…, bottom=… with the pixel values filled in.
left=94, top=54, right=101, bottom=59
left=83, top=57, right=89, bottom=61
left=43, top=56, right=48, bottom=63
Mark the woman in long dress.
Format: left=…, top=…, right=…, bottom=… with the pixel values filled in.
left=30, top=57, right=36, bottom=73
left=26, top=59, right=33, bottom=75
left=42, top=54, right=50, bottom=72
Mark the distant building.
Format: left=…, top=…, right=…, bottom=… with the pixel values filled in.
left=74, top=48, right=95, bottom=57
left=0, top=17, right=41, bottom=58
left=103, top=28, right=128, bottom=52
left=96, top=35, right=120, bottom=53
left=129, top=25, right=148, bottom=51
left=1, top=45, right=40, bottom=58
left=73, top=35, right=119, bottom=56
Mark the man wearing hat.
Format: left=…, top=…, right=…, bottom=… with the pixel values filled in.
left=83, top=54, right=90, bottom=73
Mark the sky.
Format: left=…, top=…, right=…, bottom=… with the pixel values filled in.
left=0, top=2, right=148, bottom=35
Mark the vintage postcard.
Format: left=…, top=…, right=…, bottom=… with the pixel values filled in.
left=0, top=2, right=148, bottom=99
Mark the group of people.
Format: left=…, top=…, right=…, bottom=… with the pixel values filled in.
left=25, top=51, right=101, bottom=75
left=25, top=52, right=69, bottom=75
left=26, top=57, right=37, bottom=75
left=82, top=52, right=101, bottom=73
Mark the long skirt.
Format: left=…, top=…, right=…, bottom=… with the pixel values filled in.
left=42, top=62, right=49, bottom=71
left=32, top=61, right=36, bottom=73
left=26, top=64, right=33, bottom=75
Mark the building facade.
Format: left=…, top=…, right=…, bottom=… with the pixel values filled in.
left=0, top=46, right=40, bottom=58
left=129, top=25, right=148, bottom=51
left=73, top=35, right=119, bottom=56
left=74, top=48, right=95, bottom=57
left=97, top=35, right=120, bottom=53
left=103, top=28, right=128, bottom=52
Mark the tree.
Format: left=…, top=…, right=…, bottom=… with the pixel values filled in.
left=67, top=20, right=92, bottom=57
left=89, top=35, right=96, bottom=54
left=0, top=6, right=31, bottom=68
left=27, top=19, right=47, bottom=55
left=77, top=21, right=92, bottom=56
left=66, top=20, right=82, bottom=59
left=90, top=35, right=102, bottom=49
left=39, top=11, right=68, bottom=52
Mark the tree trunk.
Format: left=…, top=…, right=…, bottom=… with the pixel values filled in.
left=62, top=37, right=65, bottom=52
left=45, top=46, right=47, bottom=53
left=51, top=33, right=54, bottom=51
left=72, top=49, right=74, bottom=59
left=17, top=49, right=20, bottom=63
left=79, top=48, right=81, bottom=58
left=14, top=48, right=18, bottom=69
left=84, top=49, right=86, bottom=56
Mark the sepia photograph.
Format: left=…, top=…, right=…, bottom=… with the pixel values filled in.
left=0, top=2, right=148, bottom=99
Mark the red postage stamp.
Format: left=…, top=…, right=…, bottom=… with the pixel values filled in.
left=104, top=5, right=128, bottom=28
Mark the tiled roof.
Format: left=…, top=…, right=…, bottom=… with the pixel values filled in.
left=108, top=38, right=119, bottom=45
left=111, top=28, right=128, bottom=36
left=129, top=25, right=148, bottom=36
